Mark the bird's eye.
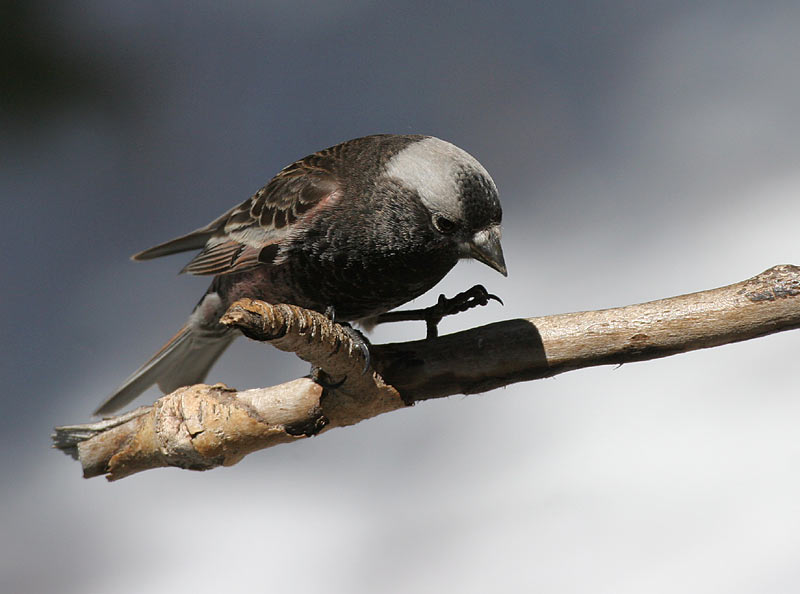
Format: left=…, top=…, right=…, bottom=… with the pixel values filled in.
left=434, top=216, right=457, bottom=234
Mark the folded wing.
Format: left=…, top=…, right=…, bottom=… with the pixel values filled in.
left=132, top=151, right=342, bottom=275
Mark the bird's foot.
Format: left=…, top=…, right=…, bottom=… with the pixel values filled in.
left=339, top=323, right=372, bottom=374
left=421, top=284, right=503, bottom=338
left=373, top=284, right=503, bottom=339
left=317, top=306, right=372, bottom=379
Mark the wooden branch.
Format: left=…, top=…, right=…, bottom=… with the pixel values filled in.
left=53, top=265, right=800, bottom=480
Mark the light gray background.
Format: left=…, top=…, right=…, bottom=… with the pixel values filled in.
left=3, top=1, right=800, bottom=592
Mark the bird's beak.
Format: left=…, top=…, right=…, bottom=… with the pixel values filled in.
left=469, top=224, right=507, bottom=276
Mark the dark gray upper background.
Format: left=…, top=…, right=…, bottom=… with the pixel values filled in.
left=3, top=1, right=800, bottom=592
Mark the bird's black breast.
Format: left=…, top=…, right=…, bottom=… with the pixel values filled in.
left=279, top=179, right=458, bottom=320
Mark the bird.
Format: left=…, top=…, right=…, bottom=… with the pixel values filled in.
left=94, top=134, right=506, bottom=416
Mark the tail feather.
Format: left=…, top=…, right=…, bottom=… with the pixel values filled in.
left=93, top=324, right=236, bottom=416
left=131, top=207, right=236, bottom=261
left=131, top=229, right=214, bottom=261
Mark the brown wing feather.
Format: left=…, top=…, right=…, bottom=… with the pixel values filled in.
left=180, top=241, right=260, bottom=275
left=176, top=149, right=342, bottom=276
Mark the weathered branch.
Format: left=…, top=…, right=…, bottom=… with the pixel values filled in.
left=54, top=265, right=800, bottom=480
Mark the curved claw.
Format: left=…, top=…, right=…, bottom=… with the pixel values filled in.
left=324, top=305, right=372, bottom=375
left=355, top=339, right=371, bottom=375
left=338, top=324, right=371, bottom=374
left=487, top=292, right=504, bottom=306
left=468, top=284, right=503, bottom=307
left=338, top=321, right=372, bottom=375
left=452, top=284, right=503, bottom=313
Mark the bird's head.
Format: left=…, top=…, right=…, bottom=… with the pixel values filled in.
left=385, top=136, right=506, bottom=276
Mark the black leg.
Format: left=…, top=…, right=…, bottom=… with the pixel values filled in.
left=372, top=284, right=503, bottom=339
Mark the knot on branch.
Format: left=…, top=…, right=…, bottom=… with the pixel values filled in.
left=739, top=264, right=800, bottom=302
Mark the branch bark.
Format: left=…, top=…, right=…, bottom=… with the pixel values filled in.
left=53, top=265, right=800, bottom=480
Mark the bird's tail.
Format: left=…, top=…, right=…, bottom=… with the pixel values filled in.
left=93, top=322, right=236, bottom=416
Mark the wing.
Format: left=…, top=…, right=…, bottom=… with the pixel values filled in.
left=132, top=149, right=342, bottom=275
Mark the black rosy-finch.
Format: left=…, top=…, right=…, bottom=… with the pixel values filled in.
left=94, top=134, right=506, bottom=415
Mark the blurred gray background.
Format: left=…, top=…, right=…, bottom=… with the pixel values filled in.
left=3, top=1, right=800, bottom=592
